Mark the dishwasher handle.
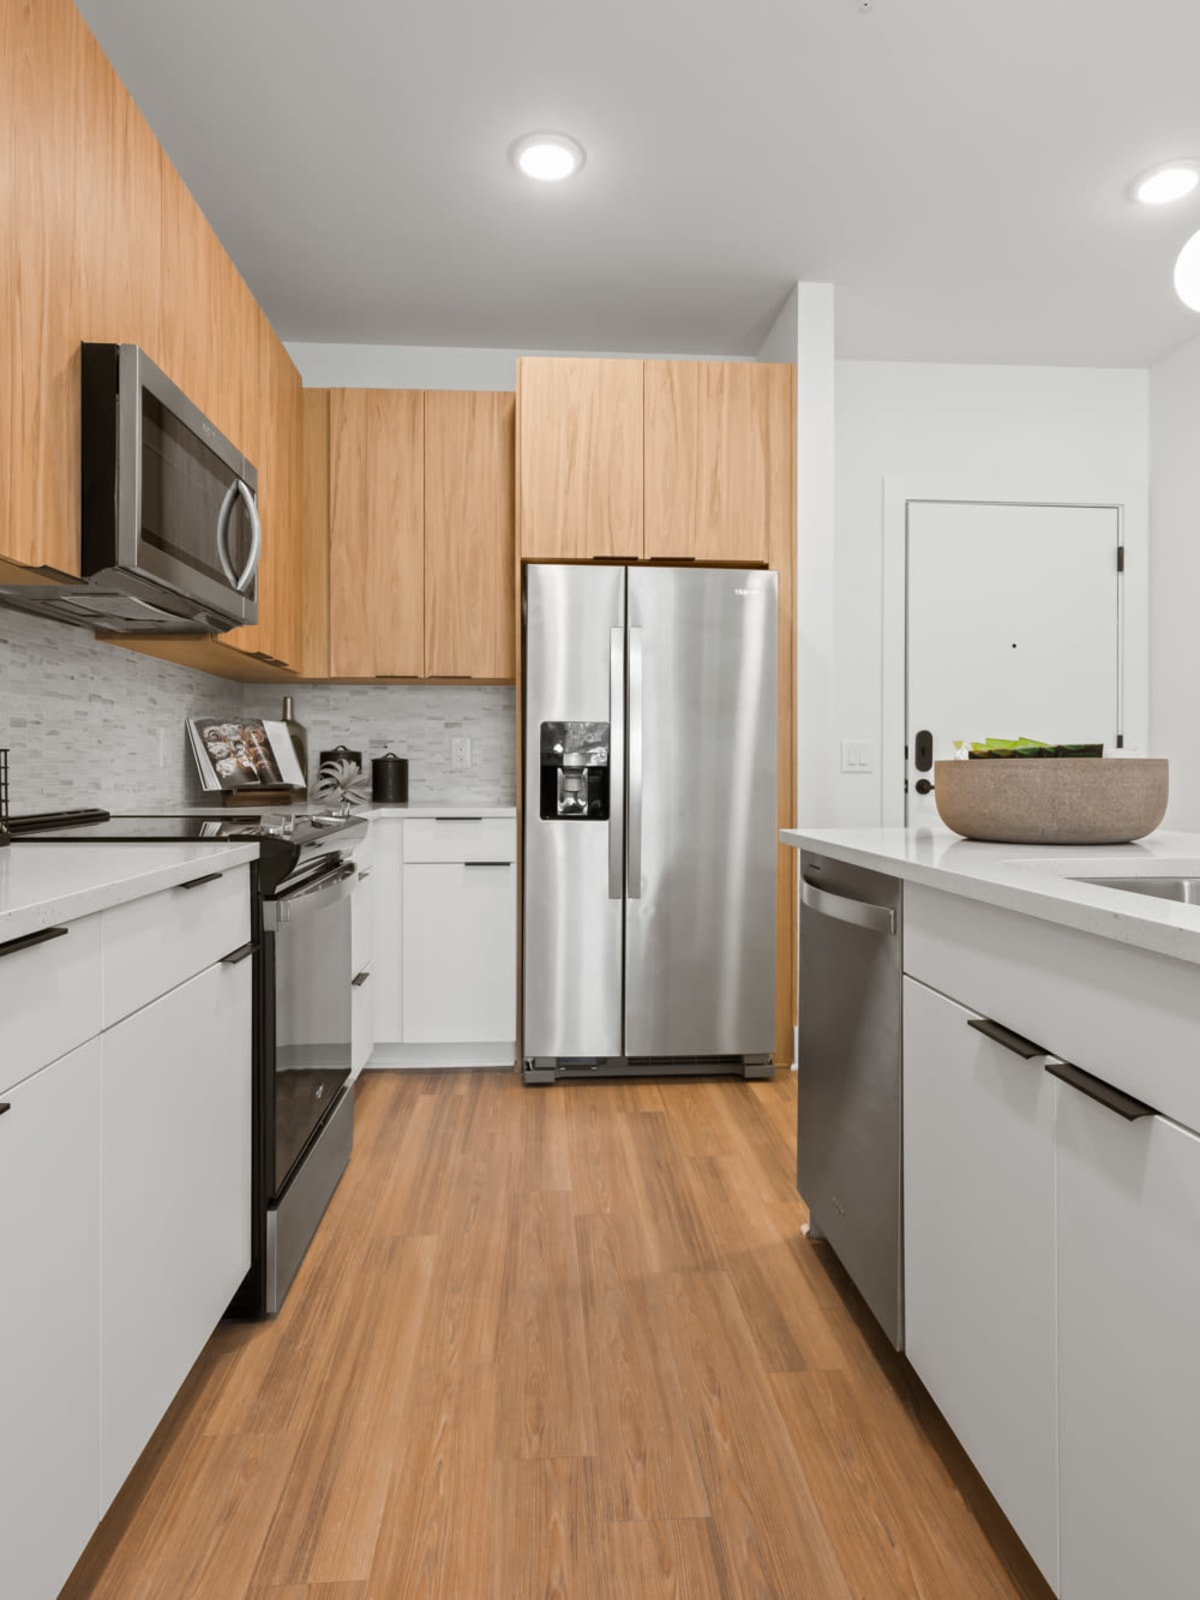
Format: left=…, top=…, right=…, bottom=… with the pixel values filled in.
left=801, top=877, right=896, bottom=937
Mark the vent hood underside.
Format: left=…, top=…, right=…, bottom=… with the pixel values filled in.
left=0, top=577, right=237, bottom=635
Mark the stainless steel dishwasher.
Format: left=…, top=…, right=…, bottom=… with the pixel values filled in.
left=796, top=851, right=904, bottom=1348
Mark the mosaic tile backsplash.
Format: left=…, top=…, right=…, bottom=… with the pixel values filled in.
left=243, top=683, right=516, bottom=805
left=0, top=608, right=517, bottom=815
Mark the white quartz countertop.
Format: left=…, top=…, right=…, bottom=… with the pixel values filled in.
left=357, top=804, right=516, bottom=820
left=782, top=825, right=1200, bottom=966
left=0, top=840, right=259, bottom=947
left=172, top=802, right=516, bottom=821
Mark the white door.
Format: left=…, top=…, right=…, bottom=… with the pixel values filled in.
left=1056, top=1082, right=1200, bottom=1600
left=906, top=502, right=1121, bottom=824
left=0, top=1040, right=101, bottom=1600
left=903, top=978, right=1059, bottom=1588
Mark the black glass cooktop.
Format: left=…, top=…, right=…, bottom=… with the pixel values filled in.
left=10, top=810, right=357, bottom=844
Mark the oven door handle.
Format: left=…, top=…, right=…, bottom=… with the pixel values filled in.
left=264, top=862, right=358, bottom=930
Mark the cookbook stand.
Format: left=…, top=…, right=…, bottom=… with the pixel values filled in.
left=221, top=788, right=295, bottom=808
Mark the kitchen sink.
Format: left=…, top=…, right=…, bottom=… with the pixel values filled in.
left=1080, top=876, right=1200, bottom=904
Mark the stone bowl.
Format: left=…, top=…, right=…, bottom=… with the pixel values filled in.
left=932, top=758, right=1169, bottom=845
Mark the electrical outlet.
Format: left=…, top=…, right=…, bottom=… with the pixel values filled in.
left=158, top=727, right=167, bottom=769
left=451, top=736, right=471, bottom=771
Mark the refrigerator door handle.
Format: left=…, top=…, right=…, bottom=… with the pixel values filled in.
left=609, top=627, right=625, bottom=899
left=627, top=626, right=644, bottom=899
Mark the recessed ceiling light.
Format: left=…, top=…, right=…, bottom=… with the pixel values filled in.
left=1174, top=229, right=1200, bottom=310
left=510, top=132, right=586, bottom=183
left=1133, top=161, right=1200, bottom=205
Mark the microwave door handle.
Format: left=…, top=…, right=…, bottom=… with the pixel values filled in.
left=215, top=478, right=240, bottom=587
left=233, top=478, right=262, bottom=594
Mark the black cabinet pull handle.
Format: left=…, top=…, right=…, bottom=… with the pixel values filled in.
left=464, top=861, right=511, bottom=868
left=1044, top=1059, right=1156, bottom=1122
left=0, top=925, right=68, bottom=961
left=352, top=969, right=371, bottom=987
left=222, top=941, right=257, bottom=965
left=179, top=872, right=223, bottom=891
left=968, top=1016, right=1047, bottom=1059
left=0, top=1103, right=11, bottom=1117
left=435, top=817, right=483, bottom=823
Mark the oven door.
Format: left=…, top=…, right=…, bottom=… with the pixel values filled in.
left=264, top=860, right=357, bottom=1198
left=111, top=345, right=260, bottom=625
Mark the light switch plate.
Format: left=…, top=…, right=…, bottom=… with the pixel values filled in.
left=841, top=739, right=876, bottom=774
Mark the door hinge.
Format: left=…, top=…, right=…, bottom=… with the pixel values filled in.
left=904, top=743, right=909, bottom=761
left=1117, top=546, right=1125, bottom=573
left=1116, top=734, right=1124, bottom=749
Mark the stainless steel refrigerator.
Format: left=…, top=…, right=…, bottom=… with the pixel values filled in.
left=522, top=563, right=777, bottom=1083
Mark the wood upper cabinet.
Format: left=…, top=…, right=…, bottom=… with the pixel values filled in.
left=329, top=389, right=425, bottom=678
left=425, top=391, right=515, bottom=679
left=2, top=0, right=89, bottom=577
left=517, top=358, right=644, bottom=560
left=222, top=321, right=304, bottom=671
left=299, top=389, right=332, bottom=679
left=643, top=361, right=794, bottom=565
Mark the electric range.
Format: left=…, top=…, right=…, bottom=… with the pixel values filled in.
left=12, top=806, right=369, bottom=1315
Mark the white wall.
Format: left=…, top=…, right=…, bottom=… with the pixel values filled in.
left=835, top=361, right=1150, bottom=827
left=1150, top=331, right=1200, bottom=828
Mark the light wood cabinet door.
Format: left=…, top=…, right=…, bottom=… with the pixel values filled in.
left=517, top=358, right=644, bottom=560
left=1, top=0, right=87, bottom=576
left=223, top=325, right=304, bottom=671
left=0, top=1039, right=102, bottom=1600
left=76, top=21, right=162, bottom=369
left=299, top=388, right=332, bottom=677
left=159, top=160, right=223, bottom=435
left=644, top=361, right=793, bottom=564
left=903, top=978, right=1060, bottom=1589
left=1057, top=1086, right=1200, bottom=1600
left=425, top=391, right=516, bottom=679
left=329, top=389, right=425, bottom=678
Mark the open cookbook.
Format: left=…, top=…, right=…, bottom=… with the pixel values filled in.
left=187, top=717, right=307, bottom=792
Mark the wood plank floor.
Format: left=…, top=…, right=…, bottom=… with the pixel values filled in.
left=63, top=1070, right=1054, bottom=1600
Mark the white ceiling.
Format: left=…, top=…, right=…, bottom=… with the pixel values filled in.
left=76, top=0, right=1200, bottom=365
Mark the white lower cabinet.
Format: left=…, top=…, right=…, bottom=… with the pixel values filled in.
left=1056, top=1085, right=1200, bottom=1600
left=0, top=1039, right=102, bottom=1600
left=371, top=821, right=404, bottom=1046
left=100, top=956, right=252, bottom=1509
left=903, top=977, right=1059, bottom=1588
left=402, top=861, right=516, bottom=1043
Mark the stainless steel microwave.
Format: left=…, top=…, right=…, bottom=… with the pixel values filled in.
left=0, top=343, right=260, bottom=634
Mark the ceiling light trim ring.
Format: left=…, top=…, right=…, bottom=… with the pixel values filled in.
left=509, top=131, right=586, bottom=183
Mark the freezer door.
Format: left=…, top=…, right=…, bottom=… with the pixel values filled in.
left=625, top=567, right=777, bottom=1058
left=523, top=564, right=625, bottom=1058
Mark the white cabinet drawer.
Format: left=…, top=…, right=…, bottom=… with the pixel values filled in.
left=101, top=864, right=251, bottom=1027
left=0, top=913, right=102, bottom=1096
left=402, top=817, right=516, bottom=864
left=904, top=883, right=1200, bottom=1136
left=100, top=957, right=252, bottom=1510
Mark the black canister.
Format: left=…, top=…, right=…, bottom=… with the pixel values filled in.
left=372, top=752, right=409, bottom=804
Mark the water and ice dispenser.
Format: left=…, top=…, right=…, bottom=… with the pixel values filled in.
left=539, top=722, right=610, bottom=819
